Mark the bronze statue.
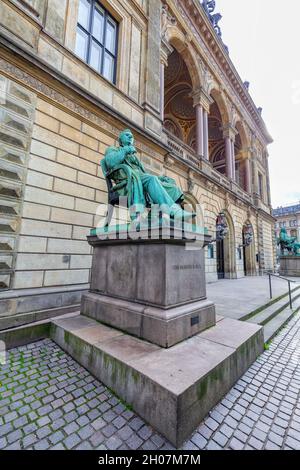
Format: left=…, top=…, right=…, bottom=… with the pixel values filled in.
left=101, top=129, right=195, bottom=222
left=278, top=227, right=300, bottom=256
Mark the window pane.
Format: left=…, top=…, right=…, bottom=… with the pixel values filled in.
left=78, top=0, right=91, bottom=30
left=90, top=40, right=102, bottom=72
left=75, top=28, right=88, bottom=61
left=105, top=19, right=117, bottom=54
left=103, top=53, right=115, bottom=82
left=92, top=5, right=104, bottom=43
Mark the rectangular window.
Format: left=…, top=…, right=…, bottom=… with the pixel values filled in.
left=75, top=0, right=118, bottom=84
left=208, top=245, right=214, bottom=259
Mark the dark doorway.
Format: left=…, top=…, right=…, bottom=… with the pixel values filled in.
left=217, top=239, right=225, bottom=279
left=243, top=233, right=247, bottom=276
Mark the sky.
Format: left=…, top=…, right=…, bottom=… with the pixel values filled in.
left=214, top=0, right=300, bottom=208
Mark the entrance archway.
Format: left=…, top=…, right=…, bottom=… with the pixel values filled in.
left=242, top=222, right=256, bottom=276
left=216, top=211, right=237, bottom=279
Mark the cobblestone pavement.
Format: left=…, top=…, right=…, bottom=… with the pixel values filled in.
left=1, top=312, right=300, bottom=450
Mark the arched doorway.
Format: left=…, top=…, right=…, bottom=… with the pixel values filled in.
left=242, top=222, right=256, bottom=276
left=216, top=211, right=237, bottom=279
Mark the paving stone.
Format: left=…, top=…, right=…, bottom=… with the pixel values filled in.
left=138, top=425, right=153, bottom=441
left=265, top=440, right=281, bottom=450
left=191, top=432, right=207, bottom=449
left=206, top=440, right=222, bottom=450
left=269, top=431, right=284, bottom=446
left=103, top=424, right=117, bottom=438
left=117, top=425, right=134, bottom=441
left=37, top=416, right=50, bottom=427
left=150, top=433, right=165, bottom=448
left=89, top=431, right=105, bottom=448
left=141, top=440, right=158, bottom=450
left=34, top=439, right=51, bottom=450
left=0, top=423, right=13, bottom=436
left=233, top=429, right=248, bottom=444
left=198, top=424, right=213, bottom=440
left=4, top=315, right=300, bottom=452
left=7, top=429, right=23, bottom=444
left=78, top=425, right=94, bottom=440
left=248, top=436, right=264, bottom=450
left=205, top=417, right=219, bottom=431
left=129, top=417, right=144, bottom=431
left=37, top=426, right=52, bottom=439
left=105, top=435, right=123, bottom=450
left=287, top=428, right=300, bottom=443
left=0, top=437, right=7, bottom=449
left=213, top=431, right=229, bottom=447
left=76, top=441, right=93, bottom=450
left=126, top=434, right=143, bottom=450
left=4, top=411, right=18, bottom=423
left=64, top=422, right=80, bottom=436
left=112, top=416, right=126, bottom=430
left=285, top=436, right=300, bottom=450
left=13, top=416, right=28, bottom=428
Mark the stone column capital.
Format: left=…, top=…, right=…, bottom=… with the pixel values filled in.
left=222, top=125, right=238, bottom=141
left=240, top=148, right=253, bottom=160
left=192, top=87, right=213, bottom=112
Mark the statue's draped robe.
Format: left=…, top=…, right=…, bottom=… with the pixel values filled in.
left=104, top=147, right=184, bottom=210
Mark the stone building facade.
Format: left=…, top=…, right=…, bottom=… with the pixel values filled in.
left=274, top=203, right=300, bottom=241
left=0, top=0, right=275, bottom=328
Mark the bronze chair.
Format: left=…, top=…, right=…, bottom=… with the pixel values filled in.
left=100, top=159, right=134, bottom=227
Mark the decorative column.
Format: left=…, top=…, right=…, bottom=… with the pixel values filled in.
left=193, top=88, right=213, bottom=159
left=195, top=104, right=204, bottom=157
left=203, top=110, right=209, bottom=160
left=245, top=157, right=252, bottom=194
left=223, top=125, right=237, bottom=181
left=231, top=139, right=236, bottom=182
left=252, top=152, right=260, bottom=198
left=225, top=137, right=233, bottom=180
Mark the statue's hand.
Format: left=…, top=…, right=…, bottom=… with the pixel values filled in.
left=123, top=145, right=136, bottom=155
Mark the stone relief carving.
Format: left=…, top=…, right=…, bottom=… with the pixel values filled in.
left=161, top=5, right=177, bottom=41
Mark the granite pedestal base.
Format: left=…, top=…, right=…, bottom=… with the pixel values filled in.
left=51, top=314, right=264, bottom=447
left=280, top=256, right=300, bottom=277
left=70, top=227, right=264, bottom=445
left=81, top=230, right=216, bottom=348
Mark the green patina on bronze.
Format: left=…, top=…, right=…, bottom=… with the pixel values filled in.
left=278, top=227, right=300, bottom=256
left=100, top=129, right=196, bottom=222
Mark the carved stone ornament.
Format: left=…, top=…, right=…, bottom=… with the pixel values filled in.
left=161, top=5, right=177, bottom=40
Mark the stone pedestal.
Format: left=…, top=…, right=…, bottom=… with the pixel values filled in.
left=53, top=224, right=265, bottom=447
left=81, top=226, right=215, bottom=348
left=280, top=256, right=300, bottom=277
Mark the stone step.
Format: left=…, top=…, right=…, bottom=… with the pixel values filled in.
left=248, top=291, right=300, bottom=326
left=50, top=313, right=263, bottom=447
left=263, top=299, right=300, bottom=343
left=241, top=284, right=300, bottom=322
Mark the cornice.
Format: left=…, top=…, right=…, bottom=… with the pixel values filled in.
left=169, top=0, right=273, bottom=146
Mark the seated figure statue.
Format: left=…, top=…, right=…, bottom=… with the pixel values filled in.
left=102, top=129, right=195, bottom=221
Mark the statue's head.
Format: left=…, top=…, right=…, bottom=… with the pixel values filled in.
left=119, top=129, right=134, bottom=147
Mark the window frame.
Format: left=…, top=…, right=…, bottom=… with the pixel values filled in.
left=76, top=0, right=119, bottom=84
